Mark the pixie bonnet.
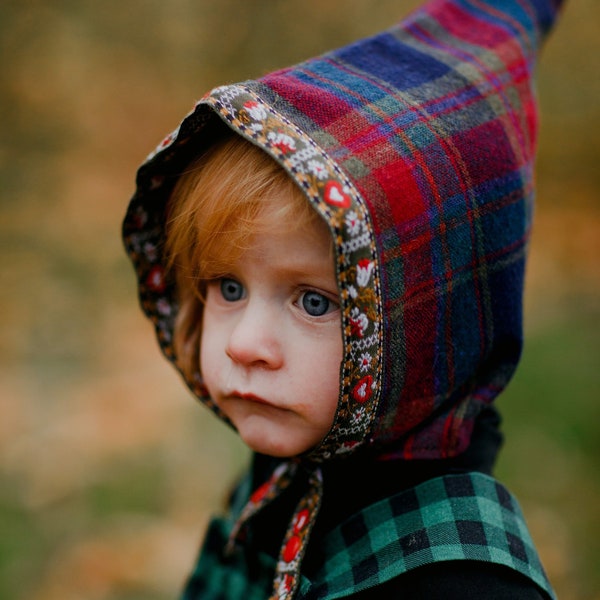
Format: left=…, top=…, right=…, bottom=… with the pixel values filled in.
left=123, top=0, right=563, bottom=597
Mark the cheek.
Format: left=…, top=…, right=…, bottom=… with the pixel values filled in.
left=329, top=332, right=344, bottom=406
left=304, top=332, right=343, bottom=415
left=199, top=319, right=221, bottom=392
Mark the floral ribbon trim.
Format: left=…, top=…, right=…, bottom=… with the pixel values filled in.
left=271, top=467, right=323, bottom=600
left=225, top=462, right=298, bottom=556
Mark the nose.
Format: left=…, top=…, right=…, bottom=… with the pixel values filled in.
left=225, top=300, right=283, bottom=369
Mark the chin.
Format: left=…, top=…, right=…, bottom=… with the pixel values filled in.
left=246, top=441, right=300, bottom=458
left=241, top=433, right=309, bottom=458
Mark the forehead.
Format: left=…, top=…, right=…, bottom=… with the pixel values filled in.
left=235, top=214, right=335, bottom=278
left=199, top=185, right=330, bottom=276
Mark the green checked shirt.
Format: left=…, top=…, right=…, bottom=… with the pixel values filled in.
left=182, top=472, right=555, bottom=599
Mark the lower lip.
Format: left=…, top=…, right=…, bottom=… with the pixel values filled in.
left=235, top=393, right=272, bottom=406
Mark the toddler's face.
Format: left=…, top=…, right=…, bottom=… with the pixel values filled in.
left=200, top=213, right=342, bottom=457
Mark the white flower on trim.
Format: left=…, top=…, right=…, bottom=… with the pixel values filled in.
left=356, top=259, right=375, bottom=287
left=358, top=353, right=371, bottom=372
left=267, top=131, right=296, bottom=154
left=144, top=242, right=157, bottom=262
left=307, top=159, right=329, bottom=180
left=345, top=211, right=362, bottom=236
left=156, top=298, right=172, bottom=316
left=352, top=406, right=366, bottom=424
left=243, top=100, right=267, bottom=122
left=349, top=307, right=369, bottom=338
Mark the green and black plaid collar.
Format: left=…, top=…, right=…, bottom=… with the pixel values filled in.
left=182, top=472, right=555, bottom=600
left=300, top=472, right=555, bottom=599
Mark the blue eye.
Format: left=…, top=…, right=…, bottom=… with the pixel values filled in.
left=301, top=291, right=331, bottom=316
left=220, top=278, right=245, bottom=302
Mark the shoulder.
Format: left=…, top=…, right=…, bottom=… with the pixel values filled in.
left=346, top=560, right=551, bottom=600
left=303, top=473, right=555, bottom=600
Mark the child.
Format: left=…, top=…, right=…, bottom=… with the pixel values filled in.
left=123, top=0, right=564, bottom=597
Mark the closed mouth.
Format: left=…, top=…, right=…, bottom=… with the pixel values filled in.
left=232, top=391, right=273, bottom=406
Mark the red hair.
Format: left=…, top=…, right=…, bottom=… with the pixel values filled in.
left=165, top=132, right=325, bottom=378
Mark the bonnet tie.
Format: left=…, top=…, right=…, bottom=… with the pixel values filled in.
left=270, top=466, right=323, bottom=599
left=226, top=460, right=324, bottom=599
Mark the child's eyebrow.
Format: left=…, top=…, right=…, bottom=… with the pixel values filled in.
left=263, top=257, right=337, bottom=286
left=272, top=262, right=335, bottom=281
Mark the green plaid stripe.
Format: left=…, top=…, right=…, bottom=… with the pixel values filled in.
left=182, top=518, right=274, bottom=600
left=299, top=472, right=555, bottom=599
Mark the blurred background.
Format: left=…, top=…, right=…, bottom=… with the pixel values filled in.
left=1, top=0, right=598, bottom=598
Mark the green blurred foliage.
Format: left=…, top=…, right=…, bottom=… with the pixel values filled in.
left=1, top=1, right=598, bottom=599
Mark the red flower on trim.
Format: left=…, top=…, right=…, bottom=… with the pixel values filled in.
left=324, top=181, right=351, bottom=208
left=352, top=375, right=373, bottom=403
left=293, top=509, right=310, bottom=533
left=283, top=535, right=302, bottom=563
left=160, top=133, right=174, bottom=148
left=281, top=574, right=294, bottom=594
left=145, top=265, right=166, bottom=293
left=250, top=480, right=271, bottom=504
left=349, top=309, right=369, bottom=338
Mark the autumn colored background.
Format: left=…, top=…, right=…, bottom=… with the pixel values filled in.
left=1, top=1, right=598, bottom=599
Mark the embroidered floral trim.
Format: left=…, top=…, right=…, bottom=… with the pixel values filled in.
left=271, top=467, right=323, bottom=600
left=225, top=462, right=298, bottom=556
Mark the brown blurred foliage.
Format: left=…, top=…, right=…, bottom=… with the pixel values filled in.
left=1, top=1, right=598, bottom=599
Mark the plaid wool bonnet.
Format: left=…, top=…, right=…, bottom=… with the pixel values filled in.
left=123, top=0, right=563, bottom=597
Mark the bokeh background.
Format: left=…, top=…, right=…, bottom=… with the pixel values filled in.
left=1, top=1, right=598, bottom=599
